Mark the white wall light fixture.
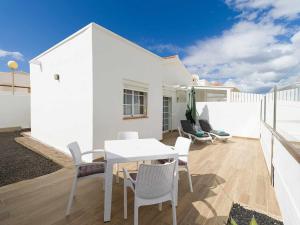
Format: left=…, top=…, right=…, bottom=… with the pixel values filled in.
left=54, top=74, right=60, bottom=81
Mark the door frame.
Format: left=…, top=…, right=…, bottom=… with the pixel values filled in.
left=163, top=96, right=172, bottom=133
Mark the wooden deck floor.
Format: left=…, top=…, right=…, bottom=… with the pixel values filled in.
left=0, top=132, right=281, bottom=225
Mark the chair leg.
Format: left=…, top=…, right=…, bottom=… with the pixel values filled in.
left=116, top=164, right=120, bottom=183
left=158, top=202, right=162, bottom=211
left=186, top=165, right=193, bottom=192
left=102, top=176, right=105, bottom=191
left=134, top=201, right=139, bottom=225
left=66, top=175, right=78, bottom=216
left=124, top=184, right=127, bottom=219
left=171, top=198, right=177, bottom=225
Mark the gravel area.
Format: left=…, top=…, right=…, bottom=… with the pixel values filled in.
left=227, top=203, right=283, bottom=225
left=0, top=131, right=62, bottom=187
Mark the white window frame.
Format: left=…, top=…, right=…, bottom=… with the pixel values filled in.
left=123, top=89, right=148, bottom=118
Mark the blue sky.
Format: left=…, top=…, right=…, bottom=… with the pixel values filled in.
left=0, top=0, right=235, bottom=71
left=1, top=0, right=300, bottom=92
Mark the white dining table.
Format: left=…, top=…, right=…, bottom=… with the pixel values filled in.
left=103, top=138, right=178, bottom=222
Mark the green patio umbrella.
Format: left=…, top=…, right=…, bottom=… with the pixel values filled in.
left=185, top=87, right=197, bottom=124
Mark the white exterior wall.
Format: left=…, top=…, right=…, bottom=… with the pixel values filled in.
left=30, top=26, right=94, bottom=159
left=162, top=56, right=191, bottom=87
left=260, top=123, right=300, bottom=225
left=0, top=93, right=30, bottom=129
left=196, top=102, right=261, bottom=138
left=276, top=101, right=300, bottom=142
left=30, top=23, right=192, bottom=156
left=92, top=24, right=165, bottom=149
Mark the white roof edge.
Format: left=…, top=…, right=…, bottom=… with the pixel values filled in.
left=193, top=85, right=238, bottom=90
left=163, top=55, right=192, bottom=77
left=30, top=22, right=163, bottom=63
left=29, top=23, right=94, bottom=63
left=91, top=23, right=162, bottom=61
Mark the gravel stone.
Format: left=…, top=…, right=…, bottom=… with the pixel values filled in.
left=0, top=131, right=62, bottom=187
left=227, top=203, right=284, bottom=225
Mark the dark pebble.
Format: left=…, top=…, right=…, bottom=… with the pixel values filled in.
left=227, top=203, right=284, bottom=225
left=0, top=130, right=62, bottom=187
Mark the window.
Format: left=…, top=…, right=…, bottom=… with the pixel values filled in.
left=176, top=90, right=187, bottom=103
left=123, top=89, right=147, bottom=118
left=195, top=89, right=227, bottom=102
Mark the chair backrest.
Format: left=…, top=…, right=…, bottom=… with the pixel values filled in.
left=135, top=161, right=176, bottom=199
left=180, top=120, right=195, bottom=135
left=199, top=119, right=212, bottom=132
left=174, top=137, right=191, bottom=163
left=117, top=131, right=139, bottom=140
left=67, top=142, right=82, bottom=165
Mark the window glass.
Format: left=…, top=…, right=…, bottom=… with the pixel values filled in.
left=123, top=89, right=147, bottom=117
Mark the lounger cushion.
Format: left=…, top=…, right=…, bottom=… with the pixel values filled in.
left=181, top=120, right=196, bottom=135
left=196, top=132, right=210, bottom=137
left=78, top=163, right=105, bottom=177
left=129, top=172, right=137, bottom=180
left=195, top=130, right=205, bottom=137
left=181, top=120, right=211, bottom=138
left=211, top=130, right=230, bottom=136
left=128, top=173, right=137, bottom=188
left=199, top=120, right=213, bottom=132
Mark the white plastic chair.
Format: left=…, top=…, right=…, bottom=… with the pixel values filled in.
left=123, top=161, right=177, bottom=225
left=66, top=142, right=106, bottom=216
left=118, top=131, right=139, bottom=140
left=116, top=131, right=139, bottom=183
left=160, top=137, right=193, bottom=192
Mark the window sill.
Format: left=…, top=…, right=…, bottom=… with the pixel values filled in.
left=123, top=115, right=148, bottom=120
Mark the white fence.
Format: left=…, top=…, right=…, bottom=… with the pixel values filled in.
left=230, top=87, right=300, bottom=103
left=0, top=93, right=31, bottom=129
left=260, top=122, right=300, bottom=225
left=197, top=102, right=261, bottom=138
left=260, top=86, right=300, bottom=225
left=277, top=87, right=300, bottom=101
left=230, top=92, right=263, bottom=103
left=263, top=88, right=300, bottom=143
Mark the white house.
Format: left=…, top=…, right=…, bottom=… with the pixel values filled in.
left=29, top=22, right=192, bottom=159
left=191, top=77, right=239, bottom=102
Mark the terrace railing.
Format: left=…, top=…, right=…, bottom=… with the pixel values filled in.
left=260, top=86, right=300, bottom=225
left=230, top=91, right=263, bottom=102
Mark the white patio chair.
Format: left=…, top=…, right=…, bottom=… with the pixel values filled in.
left=66, top=142, right=106, bottom=216
left=159, top=137, right=193, bottom=192
left=116, top=131, right=139, bottom=183
left=123, top=161, right=177, bottom=225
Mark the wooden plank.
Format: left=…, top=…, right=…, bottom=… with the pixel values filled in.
left=0, top=133, right=282, bottom=225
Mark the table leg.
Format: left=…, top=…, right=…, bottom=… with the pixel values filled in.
left=104, top=161, right=113, bottom=222
left=174, top=158, right=178, bottom=206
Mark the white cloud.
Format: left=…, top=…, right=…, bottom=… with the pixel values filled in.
left=0, top=49, right=24, bottom=60
left=226, top=0, right=300, bottom=20
left=182, top=1, right=300, bottom=93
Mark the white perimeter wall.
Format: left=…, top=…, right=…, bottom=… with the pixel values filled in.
left=0, top=93, right=30, bottom=129
left=260, top=123, right=300, bottom=225
left=196, top=102, right=261, bottom=138
left=30, top=26, right=94, bottom=159
left=92, top=24, right=164, bottom=148
left=276, top=101, right=300, bottom=142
